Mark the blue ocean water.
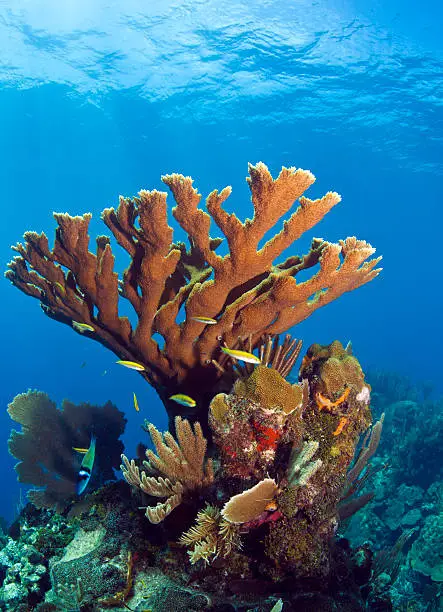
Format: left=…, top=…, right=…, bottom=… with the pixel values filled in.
left=0, top=0, right=442, bottom=527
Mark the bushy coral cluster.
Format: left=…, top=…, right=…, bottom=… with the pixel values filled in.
left=121, top=338, right=380, bottom=584
left=121, top=416, right=214, bottom=524
left=209, top=365, right=305, bottom=479
left=0, top=540, right=47, bottom=609
left=3, top=161, right=388, bottom=606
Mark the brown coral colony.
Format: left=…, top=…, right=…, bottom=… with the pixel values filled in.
left=6, top=161, right=384, bottom=582
left=6, top=162, right=381, bottom=429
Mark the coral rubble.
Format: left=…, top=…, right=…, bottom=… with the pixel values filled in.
left=341, top=370, right=443, bottom=611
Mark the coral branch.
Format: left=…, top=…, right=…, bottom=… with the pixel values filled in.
left=121, top=416, right=213, bottom=523
left=179, top=504, right=240, bottom=565
left=6, top=162, right=381, bottom=424
left=346, top=413, right=385, bottom=489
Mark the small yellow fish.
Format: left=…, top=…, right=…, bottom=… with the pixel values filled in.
left=221, top=347, right=261, bottom=364
left=116, top=360, right=145, bottom=371
left=72, top=321, right=95, bottom=333
left=169, top=394, right=196, bottom=407
left=54, top=281, right=66, bottom=294
left=72, top=447, right=88, bottom=453
left=133, top=392, right=140, bottom=412
left=191, top=316, right=218, bottom=325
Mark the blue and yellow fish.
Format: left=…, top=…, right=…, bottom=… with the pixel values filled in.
left=116, top=360, right=145, bottom=371
left=221, top=347, right=261, bottom=364
left=169, top=393, right=197, bottom=407
left=76, top=435, right=96, bottom=495
left=72, top=321, right=95, bottom=333
left=133, top=392, right=140, bottom=412
left=191, top=316, right=218, bottom=325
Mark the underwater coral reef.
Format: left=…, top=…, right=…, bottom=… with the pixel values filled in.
left=1, top=162, right=406, bottom=611
left=344, top=371, right=443, bottom=610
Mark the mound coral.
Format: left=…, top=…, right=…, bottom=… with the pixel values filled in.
left=6, top=162, right=381, bottom=428
left=205, top=341, right=378, bottom=578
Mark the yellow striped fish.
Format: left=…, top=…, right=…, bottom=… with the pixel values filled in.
left=191, top=316, right=218, bottom=325
left=221, top=347, right=261, bottom=364
left=169, top=394, right=196, bottom=407
left=116, top=360, right=145, bottom=371
left=72, top=321, right=95, bottom=333
left=54, top=281, right=66, bottom=295
left=133, top=392, right=140, bottom=412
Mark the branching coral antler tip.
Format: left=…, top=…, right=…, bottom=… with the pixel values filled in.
left=329, top=190, right=342, bottom=202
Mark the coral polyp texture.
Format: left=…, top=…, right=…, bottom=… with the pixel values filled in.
left=5, top=162, right=381, bottom=426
